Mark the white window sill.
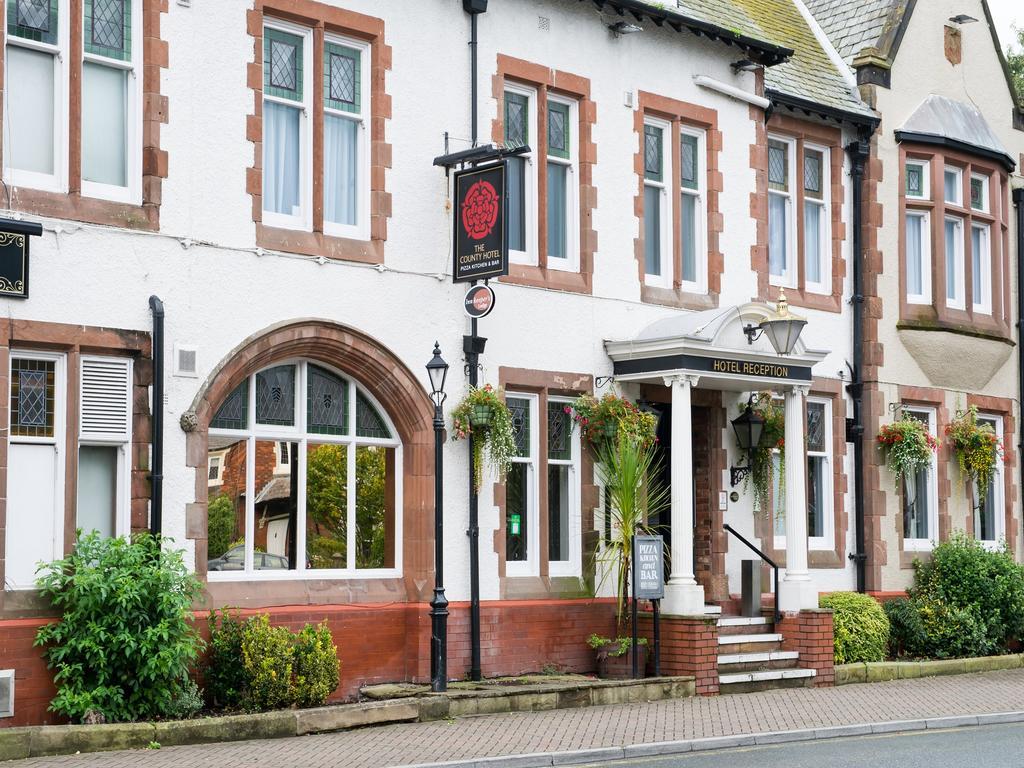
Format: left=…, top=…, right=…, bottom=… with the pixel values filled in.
left=903, top=540, right=934, bottom=552
left=207, top=568, right=402, bottom=581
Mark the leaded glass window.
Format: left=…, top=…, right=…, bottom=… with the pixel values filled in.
left=8, top=0, right=58, bottom=44
left=256, top=365, right=295, bottom=426
left=804, top=150, right=822, bottom=199
left=211, top=380, right=248, bottom=430
left=10, top=358, right=55, bottom=438
left=547, top=101, right=569, bottom=159
left=85, top=0, right=130, bottom=60
left=508, top=397, right=530, bottom=457
left=970, top=174, right=987, bottom=211
left=504, top=91, right=528, bottom=147
left=264, top=28, right=303, bottom=101
left=905, top=162, right=924, bottom=198
left=547, top=401, right=571, bottom=460
left=356, top=391, right=391, bottom=439
left=644, top=124, right=663, bottom=181
left=324, top=42, right=359, bottom=113
left=307, top=365, right=347, bottom=435
left=768, top=140, right=788, bottom=191
left=680, top=133, right=698, bottom=190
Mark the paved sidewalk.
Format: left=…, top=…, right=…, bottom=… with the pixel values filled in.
left=7, top=670, right=1024, bottom=768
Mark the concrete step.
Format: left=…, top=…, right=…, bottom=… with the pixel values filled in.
left=704, top=605, right=723, bottom=615
left=719, top=668, right=816, bottom=694
left=715, top=633, right=784, bottom=654
left=717, top=650, right=800, bottom=674
left=717, top=616, right=773, bottom=635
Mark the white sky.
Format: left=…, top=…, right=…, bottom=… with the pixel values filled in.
left=987, top=0, right=1022, bottom=52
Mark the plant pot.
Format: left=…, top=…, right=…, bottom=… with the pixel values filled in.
left=595, top=642, right=648, bottom=680
left=469, top=404, right=493, bottom=428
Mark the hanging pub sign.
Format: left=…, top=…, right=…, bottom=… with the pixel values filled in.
left=0, top=218, right=41, bottom=299
left=453, top=162, right=508, bottom=283
left=463, top=284, right=496, bottom=319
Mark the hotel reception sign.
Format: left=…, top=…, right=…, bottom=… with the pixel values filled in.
left=613, top=353, right=813, bottom=382
left=453, top=162, right=508, bottom=283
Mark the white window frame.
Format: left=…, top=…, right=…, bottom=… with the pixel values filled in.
left=2, top=0, right=71, bottom=194
left=6, top=350, right=67, bottom=589
left=767, top=134, right=797, bottom=289
left=905, top=159, right=930, bottom=201
left=545, top=95, right=579, bottom=272
left=207, top=359, right=403, bottom=581
left=679, top=125, right=706, bottom=295
left=643, top=115, right=672, bottom=289
left=262, top=19, right=314, bottom=232
left=970, top=172, right=990, bottom=213
left=943, top=165, right=963, bottom=207
left=902, top=407, right=938, bottom=552
left=971, top=222, right=992, bottom=315
left=806, top=397, right=833, bottom=550
left=944, top=215, right=965, bottom=310
left=208, top=452, right=225, bottom=485
left=905, top=210, right=932, bottom=305
left=505, top=392, right=539, bottom=578
left=974, top=414, right=1004, bottom=549
left=78, top=355, right=132, bottom=539
left=802, top=143, right=831, bottom=295
left=505, top=82, right=538, bottom=266
left=322, top=32, right=370, bottom=241
left=547, top=396, right=581, bottom=577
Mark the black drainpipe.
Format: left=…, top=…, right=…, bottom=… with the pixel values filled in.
left=148, top=295, right=165, bottom=537
left=1013, top=188, right=1024, bottom=518
left=845, top=133, right=871, bottom=594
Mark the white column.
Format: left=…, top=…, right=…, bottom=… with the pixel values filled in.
left=780, top=384, right=816, bottom=611
left=661, top=374, right=705, bottom=616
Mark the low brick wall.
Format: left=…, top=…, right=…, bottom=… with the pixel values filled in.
left=0, top=598, right=617, bottom=728
left=777, top=608, right=835, bottom=687
left=639, top=613, right=719, bottom=695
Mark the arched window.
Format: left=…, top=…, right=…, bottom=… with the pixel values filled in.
left=206, top=359, right=401, bottom=579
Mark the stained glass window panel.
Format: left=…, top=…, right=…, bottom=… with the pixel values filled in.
left=806, top=402, right=825, bottom=452
left=644, top=125, right=662, bottom=181
left=970, top=176, right=985, bottom=210
left=504, top=92, right=528, bottom=147
left=768, top=140, right=788, bottom=191
left=264, top=28, right=303, bottom=101
left=356, top=391, right=391, bottom=439
left=547, top=101, right=569, bottom=159
left=10, top=0, right=58, bottom=44
left=547, top=402, right=571, bottom=460
left=906, top=164, right=923, bottom=197
left=307, top=365, right=347, bottom=435
left=255, top=365, right=295, bottom=426
left=85, top=0, right=130, bottom=60
left=10, top=358, right=55, bottom=438
left=211, top=380, right=248, bottom=430
left=680, top=133, right=698, bottom=190
left=804, top=150, right=822, bottom=198
left=324, top=43, right=360, bottom=113
left=507, top=397, right=531, bottom=457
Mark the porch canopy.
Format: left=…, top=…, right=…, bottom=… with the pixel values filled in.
left=604, top=302, right=828, bottom=615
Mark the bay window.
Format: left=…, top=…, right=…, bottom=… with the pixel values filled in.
left=207, top=360, right=401, bottom=578
left=943, top=165, right=963, bottom=207
left=971, top=223, right=991, bottom=314
left=905, top=211, right=931, bottom=304
left=944, top=216, right=964, bottom=309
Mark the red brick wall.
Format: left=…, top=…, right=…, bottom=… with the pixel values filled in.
left=0, top=598, right=616, bottom=727
left=778, top=609, right=834, bottom=687
left=639, top=613, right=719, bottom=695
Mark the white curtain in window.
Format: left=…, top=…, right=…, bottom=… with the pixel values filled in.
left=768, top=194, right=787, bottom=276
left=263, top=100, right=301, bottom=216
left=507, top=157, right=526, bottom=251
left=804, top=202, right=822, bottom=284
left=6, top=46, right=55, bottom=175
left=82, top=63, right=127, bottom=187
left=77, top=445, right=118, bottom=538
left=324, top=114, right=358, bottom=227
left=681, top=194, right=697, bottom=283
left=644, top=186, right=661, bottom=276
left=971, top=226, right=984, bottom=305
left=906, top=215, right=923, bottom=295
left=547, top=162, right=567, bottom=259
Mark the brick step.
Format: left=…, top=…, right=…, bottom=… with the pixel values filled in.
left=717, top=616, right=774, bottom=635
left=719, top=667, right=816, bottom=694
left=717, top=633, right=783, bottom=654
left=717, top=650, right=800, bottom=674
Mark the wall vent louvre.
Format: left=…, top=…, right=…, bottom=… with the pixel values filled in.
left=175, top=345, right=198, bottom=377
left=80, top=357, right=132, bottom=442
left=0, top=669, right=14, bottom=718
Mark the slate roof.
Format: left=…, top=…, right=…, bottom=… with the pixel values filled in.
left=802, top=0, right=899, bottom=62
left=671, top=0, right=771, bottom=44
left=731, top=0, right=875, bottom=118
left=899, top=95, right=1015, bottom=167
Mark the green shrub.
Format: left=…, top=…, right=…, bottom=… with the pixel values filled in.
left=915, top=598, right=988, bottom=659
left=164, top=679, right=204, bottom=720
left=240, top=614, right=294, bottom=712
left=206, top=495, right=237, bottom=560
left=293, top=621, right=341, bottom=708
left=819, top=592, right=889, bottom=664
left=205, top=610, right=246, bottom=710
left=884, top=597, right=927, bottom=658
left=34, top=531, right=203, bottom=723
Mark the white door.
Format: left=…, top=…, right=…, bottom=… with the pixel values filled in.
left=266, top=517, right=289, bottom=557
left=4, top=353, right=65, bottom=589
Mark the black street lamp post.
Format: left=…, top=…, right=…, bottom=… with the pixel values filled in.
left=426, top=343, right=450, bottom=692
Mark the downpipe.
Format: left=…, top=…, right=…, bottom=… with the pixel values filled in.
left=148, top=295, right=165, bottom=537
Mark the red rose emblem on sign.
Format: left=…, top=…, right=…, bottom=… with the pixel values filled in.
left=461, top=179, right=500, bottom=240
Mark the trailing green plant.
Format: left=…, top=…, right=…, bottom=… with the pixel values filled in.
left=240, top=614, right=294, bottom=712
left=884, top=597, right=927, bottom=658
left=34, top=531, right=204, bottom=724
left=292, top=621, right=341, bottom=708
left=742, top=392, right=784, bottom=514
left=205, top=610, right=247, bottom=710
left=568, top=392, right=657, bottom=456
left=945, top=406, right=1002, bottom=502
left=586, top=634, right=648, bottom=658
left=451, top=384, right=517, bottom=491
left=819, top=592, right=889, bottom=664
left=594, top=438, right=669, bottom=633
left=877, top=416, right=937, bottom=480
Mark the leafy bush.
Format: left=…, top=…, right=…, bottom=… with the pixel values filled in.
left=34, top=531, right=203, bottom=723
left=205, top=610, right=340, bottom=712
left=293, top=622, right=341, bottom=708
left=207, top=495, right=237, bottom=560
left=819, top=592, right=889, bottom=664
left=884, top=597, right=926, bottom=657
left=240, top=614, right=294, bottom=712
left=164, top=679, right=204, bottom=720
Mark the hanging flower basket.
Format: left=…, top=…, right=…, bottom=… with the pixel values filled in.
left=878, top=417, right=938, bottom=480
left=945, top=405, right=1001, bottom=496
left=451, top=385, right=516, bottom=492
left=742, top=392, right=785, bottom=515
left=567, top=393, right=656, bottom=457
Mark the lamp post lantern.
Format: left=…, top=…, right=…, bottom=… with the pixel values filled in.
left=426, top=342, right=449, bottom=692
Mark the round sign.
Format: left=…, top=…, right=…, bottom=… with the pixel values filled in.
left=464, top=285, right=496, bottom=319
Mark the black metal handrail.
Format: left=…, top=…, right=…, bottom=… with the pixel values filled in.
left=723, top=524, right=781, bottom=624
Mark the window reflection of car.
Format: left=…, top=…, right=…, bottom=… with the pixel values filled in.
left=207, top=546, right=288, bottom=571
